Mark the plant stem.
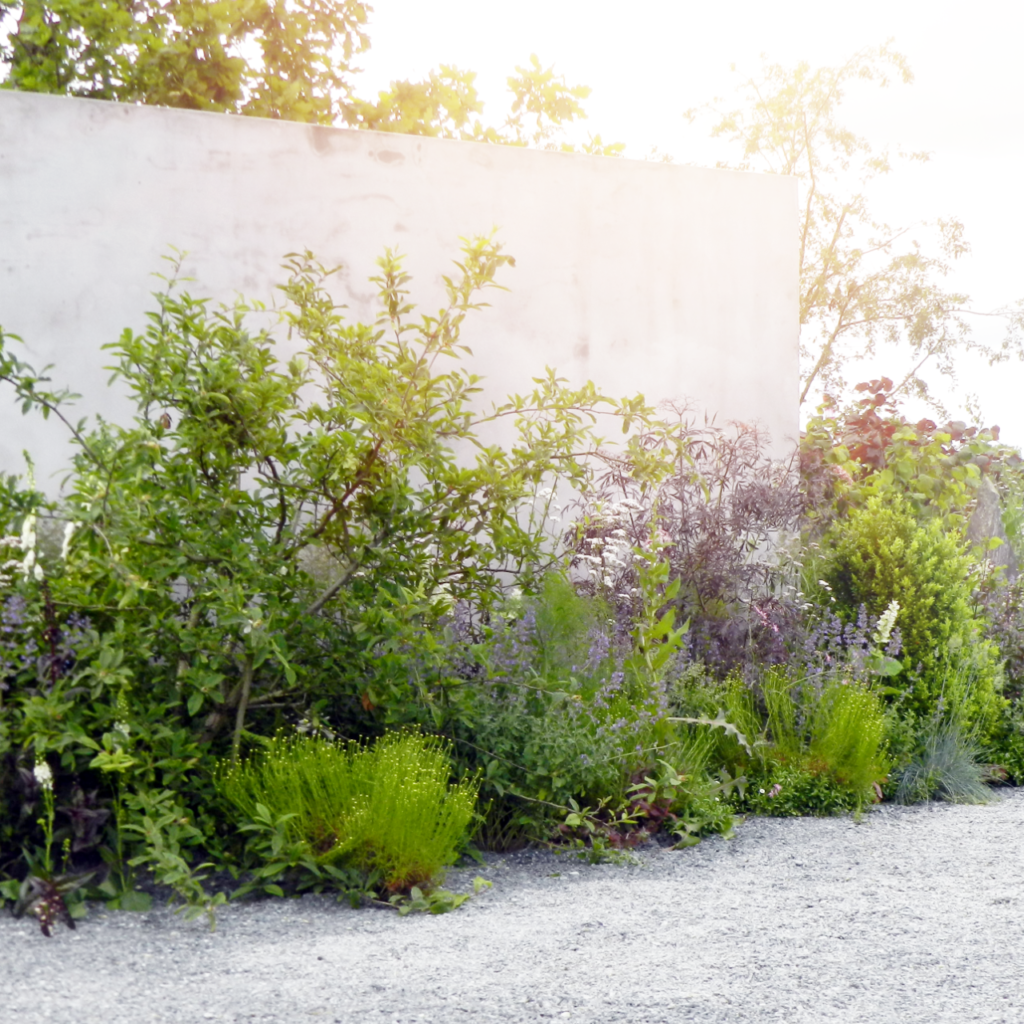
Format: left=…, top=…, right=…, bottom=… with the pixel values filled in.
left=231, top=654, right=255, bottom=762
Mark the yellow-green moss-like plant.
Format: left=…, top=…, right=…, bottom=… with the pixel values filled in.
left=218, top=730, right=478, bottom=893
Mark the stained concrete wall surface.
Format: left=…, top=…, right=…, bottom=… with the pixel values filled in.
left=0, top=91, right=798, bottom=487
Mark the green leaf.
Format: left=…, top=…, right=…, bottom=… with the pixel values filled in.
left=119, top=890, right=153, bottom=913
left=872, top=656, right=904, bottom=677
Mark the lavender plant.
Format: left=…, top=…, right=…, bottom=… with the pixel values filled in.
left=423, top=571, right=737, bottom=851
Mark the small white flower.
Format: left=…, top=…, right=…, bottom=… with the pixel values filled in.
left=32, top=562, right=44, bottom=582
left=34, top=759, right=53, bottom=791
left=114, top=721, right=131, bottom=738
left=758, top=788, right=766, bottom=795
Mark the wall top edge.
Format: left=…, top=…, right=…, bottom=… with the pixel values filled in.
left=0, top=88, right=798, bottom=190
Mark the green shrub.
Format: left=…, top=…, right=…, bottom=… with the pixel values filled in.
left=0, top=238, right=668, bottom=908
left=744, top=760, right=861, bottom=817
left=219, top=730, right=478, bottom=893
left=984, top=693, right=1024, bottom=784
left=822, top=493, right=1002, bottom=733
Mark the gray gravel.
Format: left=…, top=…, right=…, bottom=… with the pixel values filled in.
left=3, top=791, right=1024, bottom=1024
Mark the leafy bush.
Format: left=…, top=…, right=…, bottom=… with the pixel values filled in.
left=0, top=237, right=669, bottom=911
left=985, top=703, right=1024, bottom=785
left=821, top=493, right=1003, bottom=733
left=219, top=730, right=478, bottom=894
left=800, top=378, right=1006, bottom=527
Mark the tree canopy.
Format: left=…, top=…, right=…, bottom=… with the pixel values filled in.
left=699, top=44, right=1023, bottom=414
left=0, top=1, right=622, bottom=153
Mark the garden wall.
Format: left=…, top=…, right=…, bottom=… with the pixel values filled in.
left=0, top=90, right=799, bottom=486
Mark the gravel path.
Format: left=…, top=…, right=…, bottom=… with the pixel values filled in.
left=3, top=791, right=1024, bottom=1024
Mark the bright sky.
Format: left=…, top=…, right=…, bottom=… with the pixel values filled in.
left=355, top=0, right=1024, bottom=444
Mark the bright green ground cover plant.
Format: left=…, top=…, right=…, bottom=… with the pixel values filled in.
left=218, top=729, right=479, bottom=899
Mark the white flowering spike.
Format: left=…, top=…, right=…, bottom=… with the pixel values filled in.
left=874, top=600, right=900, bottom=647
left=18, top=514, right=36, bottom=553
left=33, top=759, right=53, bottom=791
left=18, top=514, right=39, bottom=579
left=60, top=521, right=77, bottom=561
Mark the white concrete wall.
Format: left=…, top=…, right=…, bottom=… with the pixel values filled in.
left=0, top=90, right=799, bottom=488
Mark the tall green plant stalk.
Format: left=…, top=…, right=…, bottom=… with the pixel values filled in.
left=33, top=758, right=55, bottom=877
